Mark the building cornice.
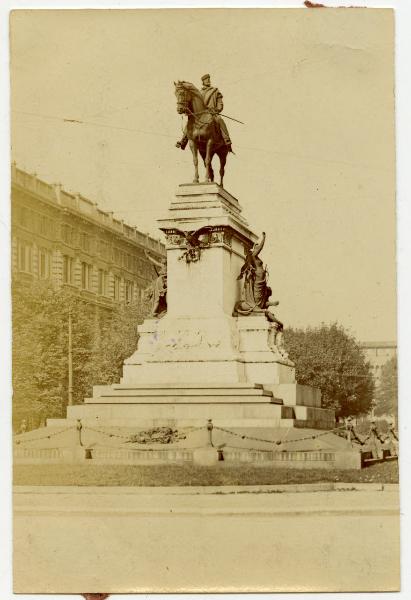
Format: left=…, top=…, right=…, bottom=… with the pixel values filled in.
left=12, top=165, right=165, bottom=257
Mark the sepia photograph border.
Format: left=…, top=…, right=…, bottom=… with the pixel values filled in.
left=1, top=0, right=411, bottom=599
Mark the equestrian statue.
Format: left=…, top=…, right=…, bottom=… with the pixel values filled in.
left=174, top=74, right=233, bottom=187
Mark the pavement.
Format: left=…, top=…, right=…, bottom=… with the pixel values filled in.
left=13, top=483, right=400, bottom=593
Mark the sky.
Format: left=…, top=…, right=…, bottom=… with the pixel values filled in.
left=10, top=8, right=397, bottom=342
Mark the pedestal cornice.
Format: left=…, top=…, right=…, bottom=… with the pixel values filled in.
left=157, top=183, right=257, bottom=245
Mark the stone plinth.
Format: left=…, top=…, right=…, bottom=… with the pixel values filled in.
left=236, top=315, right=295, bottom=384
left=123, top=184, right=296, bottom=387
left=123, top=315, right=244, bottom=384
left=122, top=314, right=295, bottom=385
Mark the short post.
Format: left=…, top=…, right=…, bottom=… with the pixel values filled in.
left=345, top=416, right=353, bottom=445
left=76, top=419, right=83, bottom=447
left=207, top=419, right=214, bottom=447
left=193, top=419, right=218, bottom=466
left=84, top=447, right=93, bottom=460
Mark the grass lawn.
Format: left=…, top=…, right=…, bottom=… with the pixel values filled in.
left=13, top=458, right=399, bottom=487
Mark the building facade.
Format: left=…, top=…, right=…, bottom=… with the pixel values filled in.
left=11, top=164, right=165, bottom=308
left=360, top=341, right=397, bottom=387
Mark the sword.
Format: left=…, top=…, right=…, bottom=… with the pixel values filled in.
left=219, top=112, right=245, bottom=125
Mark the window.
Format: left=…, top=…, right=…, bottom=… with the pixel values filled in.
left=63, top=255, right=74, bottom=284
left=62, top=224, right=74, bottom=245
left=17, top=240, right=32, bottom=273
left=99, top=240, right=110, bottom=259
left=19, top=207, right=29, bottom=228
left=80, top=232, right=90, bottom=252
left=113, top=247, right=121, bottom=266
left=39, top=215, right=47, bottom=235
left=113, top=275, right=121, bottom=301
left=125, top=280, right=134, bottom=304
left=39, top=248, right=52, bottom=279
left=98, top=269, right=108, bottom=296
left=81, top=262, right=92, bottom=290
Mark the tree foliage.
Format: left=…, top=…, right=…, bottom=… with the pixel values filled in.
left=12, top=280, right=145, bottom=430
left=284, top=323, right=375, bottom=417
left=375, top=355, right=397, bottom=417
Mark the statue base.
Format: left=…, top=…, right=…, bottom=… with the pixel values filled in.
left=50, top=184, right=336, bottom=441
left=121, top=313, right=294, bottom=385
left=52, top=379, right=335, bottom=430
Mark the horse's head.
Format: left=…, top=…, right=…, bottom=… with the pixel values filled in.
left=174, top=81, right=190, bottom=114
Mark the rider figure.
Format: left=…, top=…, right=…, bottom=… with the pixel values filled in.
left=176, top=74, right=232, bottom=152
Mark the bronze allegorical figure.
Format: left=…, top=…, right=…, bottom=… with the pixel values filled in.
left=234, top=232, right=288, bottom=358
left=143, top=251, right=167, bottom=318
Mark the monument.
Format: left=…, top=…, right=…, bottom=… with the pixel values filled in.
left=57, top=179, right=334, bottom=430
left=43, top=76, right=362, bottom=468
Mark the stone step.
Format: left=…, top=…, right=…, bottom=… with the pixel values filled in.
left=68, top=402, right=286, bottom=423
left=84, top=394, right=282, bottom=405
left=96, top=387, right=272, bottom=399
left=110, top=383, right=264, bottom=391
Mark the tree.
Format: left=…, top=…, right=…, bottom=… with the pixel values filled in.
left=86, top=302, right=142, bottom=387
left=284, top=323, right=375, bottom=418
left=375, top=355, right=397, bottom=418
left=12, top=279, right=145, bottom=430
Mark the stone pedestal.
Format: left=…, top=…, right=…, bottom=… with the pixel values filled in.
left=158, top=183, right=255, bottom=319
left=53, top=183, right=335, bottom=433
left=122, top=183, right=295, bottom=387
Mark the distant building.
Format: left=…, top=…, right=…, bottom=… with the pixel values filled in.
left=360, top=341, right=397, bottom=386
left=11, top=164, right=165, bottom=308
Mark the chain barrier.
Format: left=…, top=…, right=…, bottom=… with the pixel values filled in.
left=291, top=425, right=346, bottom=444
left=12, top=421, right=347, bottom=450
left=82, top=426, right=131, bottom=440
left=213, top=424, right=346, bottom=447
left=13, top=426, right=76, bottom=446
left=213, top=426, right=283, bottom=445
left=183, top=425, right=207, bottom=433
left=13, top=423, right=207, bottom=451
left=13, top=419, right=365, bottom=457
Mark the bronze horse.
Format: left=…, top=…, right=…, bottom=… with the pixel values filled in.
left=174, top=81, right=229, bottom=186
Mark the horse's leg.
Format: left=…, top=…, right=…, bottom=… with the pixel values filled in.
left=204, top=138, right=213, bottom=182
left=189, top=140, right=199, bottom=183
left=198, top=145, right=209, bottom=182
left=209, top=149, right=214, bottom=182
left=219, top=149, right=227, bottom=187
